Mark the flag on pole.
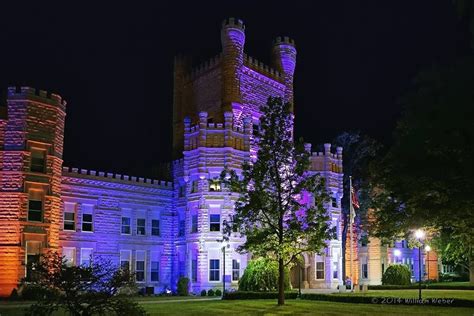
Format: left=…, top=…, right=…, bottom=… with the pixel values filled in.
left=349, top=184, right=359, bottom=224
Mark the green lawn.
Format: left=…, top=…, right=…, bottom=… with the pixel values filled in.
left=140, top=299, right=474, bottom=315
left=343, top=289, right=474, bottom=300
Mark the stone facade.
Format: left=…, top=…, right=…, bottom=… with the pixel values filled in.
left=0, top=18, right=344, bottom=297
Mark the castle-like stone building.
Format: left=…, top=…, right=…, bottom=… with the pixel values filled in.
left=0, top=18, right=345, bottom=296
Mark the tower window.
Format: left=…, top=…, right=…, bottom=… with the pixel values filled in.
left=178, top=219, right=185, bottom=237
left=191, top=214, right=198, bottom=233
left=28, top=190, right=43, bottom=222
left=209, top=179, right=221, bottom=192
left=30, top=149, right=46, bottom=173
left=209, top=214, right=220, bottom=232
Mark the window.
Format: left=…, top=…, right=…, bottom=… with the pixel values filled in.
left=178, top=186, right=185, bottom=197
left=26, top=241, right=41, bottom=281
left=120, top=250, right=131, bottom=271
left=82, top=214, right=93, bottom=232
left=178, top=219, right=185, bottom=236
left=121, top=217, right=131, bottom=234
left=209, top=214, right=220, bottom=232
left=209, top=179, right=221, bottom=192
left=80, top=248, right=93, bottom=266
left=191, top=214, right=198, bottom=233
left=63, top=247, right=76, bottom=266
left=136, top=251, right=146, bottom=282
left=30, top=149, right=46, bottom=173
left=191, top=180, right=198, bottom=193
left=209, top=259, right=220, bottom=281
left=152, top=219, right=160, bottom=236
left=151, top=252, right=159, bottom=282
left=332, top=261, right=338, bottom=279
left=232, top=259, right=240, bottom=281
left=382, top=263, right=385, bottom=274
left=28, top=190, right=43, bottom=222
left=63, top=203, right=75, bottom=231
left=136, top=218, right=146, bottom=235
left=82, top=204, right=93, bottom=232
left=361, top=263, right=368, bottom=279
left=252, top=123, right=259, bottom=136
left=316, top=259, right=324, bottom=280
left=331, top=197, right=337, bottom=207
left=191, top=259, right=197, bottom=282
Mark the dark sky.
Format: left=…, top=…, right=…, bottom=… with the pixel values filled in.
left=0, top=1, right=469, bottom=178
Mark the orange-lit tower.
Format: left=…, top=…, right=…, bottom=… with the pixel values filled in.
left=0, top=87, right=66, bottom=296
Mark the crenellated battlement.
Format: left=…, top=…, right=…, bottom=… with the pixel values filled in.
left=243, top=54, right=283, bottom=82
left=62, top=166, right=173, bottom=188
left=183, top=111, right=251, bottom=151
left=222, top=17, right=245, bottom=31
left=185, top=54, right=222, bottom=81
left=308, top=143, right=343, bottom=174
left=273, top=36, right=296, bottom=47
left=7, top=86, right=66, bottom=110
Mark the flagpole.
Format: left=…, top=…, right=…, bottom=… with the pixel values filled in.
left=349, top=175, right=354, bottom=292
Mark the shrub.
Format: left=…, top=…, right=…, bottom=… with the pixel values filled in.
left=177, top=277, right=190, bottom=296
left=223, top=291, right=298, bottom=300
left=200, top=289, right=207, bottom=296
left=215, top=289, right=222, bottom=296
left=207, top=289, right=215, bottom=296
left=238, top=257, right=290, bottom=291
left=382, top=264, right=412, bottom=285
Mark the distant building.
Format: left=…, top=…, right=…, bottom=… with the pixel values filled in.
left=0, top=18, right=344, bottom=297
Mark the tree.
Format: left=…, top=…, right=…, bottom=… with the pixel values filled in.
left=369, top=57, right=474, bottom=284
left=222, top=96, right=335, bottom=305
left=25, top=251, right=146, bottom=316
left=238, top=258, right=290, bottom=292
left=331, top=131, right=381, bottom=279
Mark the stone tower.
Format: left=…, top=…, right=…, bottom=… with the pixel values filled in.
left=0, top=87, right=66, bottom=296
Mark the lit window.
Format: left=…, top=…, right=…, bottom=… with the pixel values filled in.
left=232, top=259, right=240, bottom=281
left=63, top=203, right=75, bottom=231
left=137, top=218, right=146, bottom=235
left=151, top=251, right=159, bottom=282
left=316, top=258, right=324, bottom=280
left=178, top=219, right=185, bottom=237
left=136, top=251, right=146, bottom=282
left=121, top=217, right=131, bottom=234
left=120, top=250, right=131, bottom=271
left=28, top=190, right=43, bottom=222
left=191, top=259, right=197, bottom=282
left=63, top=247, right=76, bottom=266
left=30, top=149, right=46, bottom=173
left=209, top=179, right=221, bottom=192
left=152, top=219, right=160, bottom=236
left=209, top=259, right=220, bottom=281
left=209, top=214, right=220, bottom=232
left=191, top=214, right=198, bottom=233
left=80, top=248, right=93, bottom=266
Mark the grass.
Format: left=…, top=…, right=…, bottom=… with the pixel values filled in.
left=2, top=298, right=473, bottom=316
left=140, top=299, right=474, bottom=315
left=342, top=289, right=474, bottom=300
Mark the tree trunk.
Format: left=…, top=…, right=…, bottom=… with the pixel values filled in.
left=278, top=257, right=285, bottom=306
left=470, top=257, right=474, bottom=285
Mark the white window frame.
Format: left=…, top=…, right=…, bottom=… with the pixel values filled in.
left=80, top=248, right=93, bottom=266
left=136, top=218, right=146, bottom=236
left=121, top=217, right=131, bottom=235
left=315, top=256, right=325, bottom=280
left=232, top=259, right=240, bottom=282
left=151, top=219, right=160, bottom=236
left=150, top=251, right=159, bottom=282
left=81, top=204, right=94, bottom=233
left=62, top=247, right=76, bottom=266
left=63, top=203, right=76, bottom=231
left=209, top=214, right=221, bottom=232
left=135, top=250, right=146, bottom=283
left=120, top=250, right=131, bottom=271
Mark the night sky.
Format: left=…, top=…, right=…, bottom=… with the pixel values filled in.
left=0, top=1, right=469, bottom=178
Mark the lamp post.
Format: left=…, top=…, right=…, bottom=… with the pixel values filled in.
left=415, top=229, right=425, bottom=300
left=217, top=239, right=230, bottom=298
left=425, top=245, right=431, bottom=282
left=298, top=260, right=302, bottom=298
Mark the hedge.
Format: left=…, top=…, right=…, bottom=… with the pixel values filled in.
left=300, top=293, right=474, bottom=308
left=223, top=291, right=298, bottom=300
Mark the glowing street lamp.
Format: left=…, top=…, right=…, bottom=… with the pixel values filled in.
left=414, top=229, right=425, bottom=300
left=394, top=249, right=401, bottom=263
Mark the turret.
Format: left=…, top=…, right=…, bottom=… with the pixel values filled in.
left=272, top=36, right=297, bottom=110
left=221, top=18, right=245, bottom=113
